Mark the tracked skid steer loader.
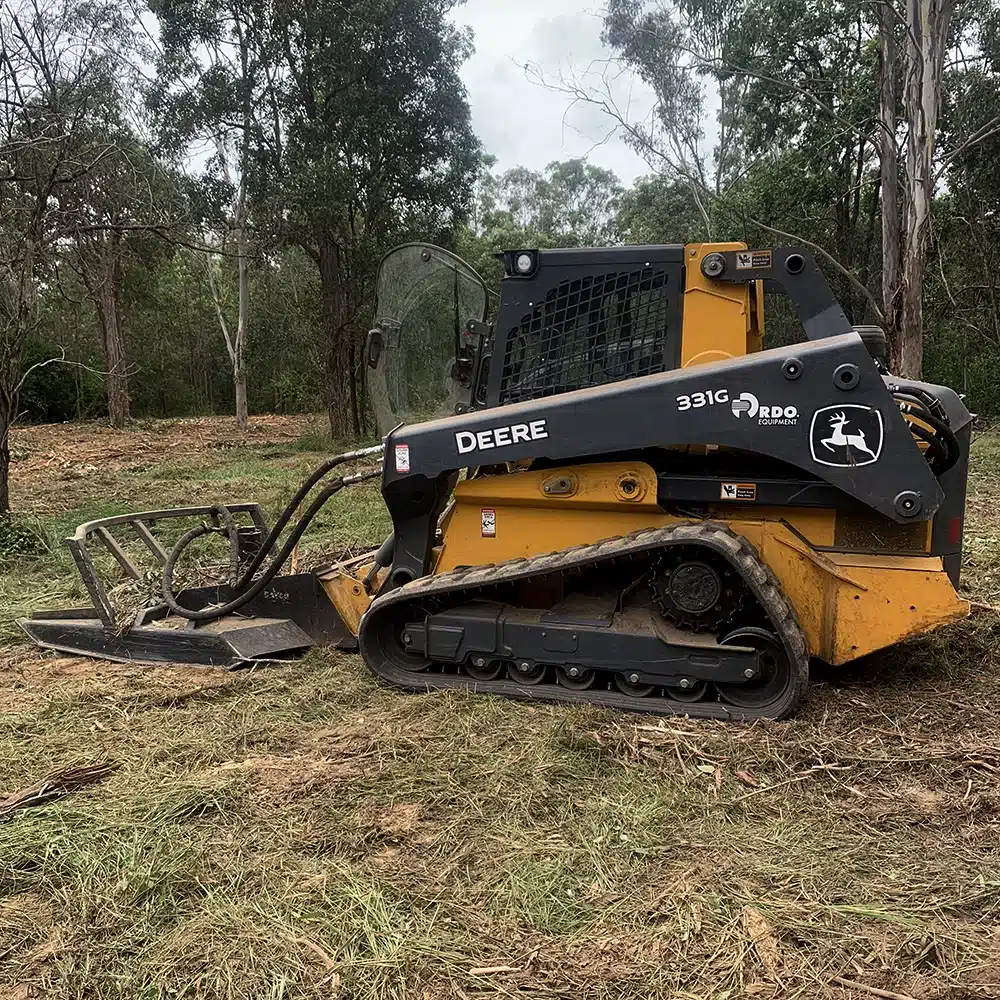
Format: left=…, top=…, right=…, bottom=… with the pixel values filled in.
left=21, top=242, right=973, bottom=720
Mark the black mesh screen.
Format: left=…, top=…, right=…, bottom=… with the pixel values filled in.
left=499, top=267, right=673, bottom=404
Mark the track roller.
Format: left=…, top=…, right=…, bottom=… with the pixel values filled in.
left=509, top=660, right=546, bottom=685
left=360, top=522, right=810, bottom=721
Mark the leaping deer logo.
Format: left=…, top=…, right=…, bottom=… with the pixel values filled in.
left=820, top=411, right=878, bottom=461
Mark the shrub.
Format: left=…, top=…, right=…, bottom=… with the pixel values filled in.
left=0, top=514, right=52, bottom=564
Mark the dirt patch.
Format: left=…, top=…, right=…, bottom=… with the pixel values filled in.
left=8, top=415, right=319, bottom=512
left=0, top=650, right=235, bottom=715
left=370, top=802, right=424, bottom=838
left=212, top=754, right=356, bottom=799
left=900, top=784, right=950, bottom=817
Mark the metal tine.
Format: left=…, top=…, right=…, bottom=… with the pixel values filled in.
left=131, top=519, right=169, bottom=564
left=94, top=526, right=142, bottom=582
left=66, top=538, right=116, bottom=628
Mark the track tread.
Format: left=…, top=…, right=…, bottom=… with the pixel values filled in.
left=359, top=522, right=810, bottom=720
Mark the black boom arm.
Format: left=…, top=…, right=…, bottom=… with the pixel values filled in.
left=700, top=247, right=853, bottom=342
left=382, top=334, right=946, bottom=581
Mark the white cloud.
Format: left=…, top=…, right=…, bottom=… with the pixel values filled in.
left=452, top=0, right=655, bottom=184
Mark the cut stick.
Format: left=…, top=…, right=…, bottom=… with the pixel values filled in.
left=831, top=975, right=918, bottom=1000
left=0, top=762, right=119, bottom=816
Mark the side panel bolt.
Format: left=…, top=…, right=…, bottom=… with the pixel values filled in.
left=744, top=668, right=756, bottom=679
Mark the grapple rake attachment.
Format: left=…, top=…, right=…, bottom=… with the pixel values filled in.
left=19, top=445, right=385, bottom=668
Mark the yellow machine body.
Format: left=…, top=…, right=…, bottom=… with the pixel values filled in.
left=432, top=463, right=967, bottom=666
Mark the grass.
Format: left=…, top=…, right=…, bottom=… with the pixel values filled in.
left=1, top=416, right=1000, bottom=999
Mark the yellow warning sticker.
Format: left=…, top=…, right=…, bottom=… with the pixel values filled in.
left=481, top=508, right=497, bottom=537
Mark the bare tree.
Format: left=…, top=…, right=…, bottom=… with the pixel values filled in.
left=151, top=0, right=269, bottom=431
left=0, top=0, right=114, bottom=511
left=898, top=0, right=954, bottom=378
left=209, top=141, right=251, bottom=431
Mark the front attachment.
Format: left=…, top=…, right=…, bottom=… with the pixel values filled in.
left=19, top=505, right=358, bottom=669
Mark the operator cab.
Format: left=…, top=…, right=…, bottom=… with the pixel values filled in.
left=366, top=241, right=888, bottom=437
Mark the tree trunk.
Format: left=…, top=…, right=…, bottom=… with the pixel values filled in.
left=235, top=20, right=252, bottom=432
left=209, top=139, right=251, bottom=432
left=98, top=273, right=130, bottom=428
left=87, top=241, right=130, bottom=428
left=235, top=362, right=248, bottom=430
left=878, top=0, right=903, bottom=368
left=0, top=243, right=40, bottom=513
left=318, top=241, right=354, bottom=442
left=900, top=0, right=954, bottom=379
left=0, top=348, right=20, bottom=515
left=0, top=402, right=11, bottom=515
left=234, top=221, right=250, bottom=431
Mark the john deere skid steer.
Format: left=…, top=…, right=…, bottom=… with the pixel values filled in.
left=21, top=242, right=973, bottom=720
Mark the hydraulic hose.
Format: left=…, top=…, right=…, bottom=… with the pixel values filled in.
left=161, top=448, right=384, bottom=623
left=234, top=443, right=383, bottom=589
left=892, top=391, right=961, bottom=476
left=905, top=419, right=950, bottom=471
left=363, top=531, right=395, bottom=593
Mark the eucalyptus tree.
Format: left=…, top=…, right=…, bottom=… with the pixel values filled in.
left=589, top=0, right=996, bottom=376
left=150, top=0, right=274, bottom=429
left=256, top=0, right=481, bottom=439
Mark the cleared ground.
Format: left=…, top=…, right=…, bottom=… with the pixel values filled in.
left=2, top=417, right=1000, bottom=1000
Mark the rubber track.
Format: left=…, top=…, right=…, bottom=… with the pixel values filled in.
left=359, top=521, right=810, bottom=720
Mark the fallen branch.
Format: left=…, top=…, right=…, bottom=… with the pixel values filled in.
left=468, top=965, right=519, bottom=976
left=831, top=976, right=918, bottom=1000
left=970, top=600, right=1000, bottom=615
left=730, top=763, right=852, bottom=804
left=0, top=762, right=120, bottom=816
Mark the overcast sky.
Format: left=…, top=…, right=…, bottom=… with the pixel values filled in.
left=451, top=1, right=656, bottom=185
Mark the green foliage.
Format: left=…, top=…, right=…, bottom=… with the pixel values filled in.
left=0, top=513, right=50, bottom=564
left=146, top=0, right=483, bottom=437
left=18, top=338, right=104, bottom=423
left=477, top=158, right=624, bottom=245
left=615, top=175, right=704, bottom=245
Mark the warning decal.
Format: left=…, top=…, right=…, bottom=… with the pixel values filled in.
left=720, top=482, right=757, bottom=501
left=395, top=444, right=410, bottom=473
left=481, top=508, right=497, bottom=538
left=735, top=250, right=773, bottom=270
